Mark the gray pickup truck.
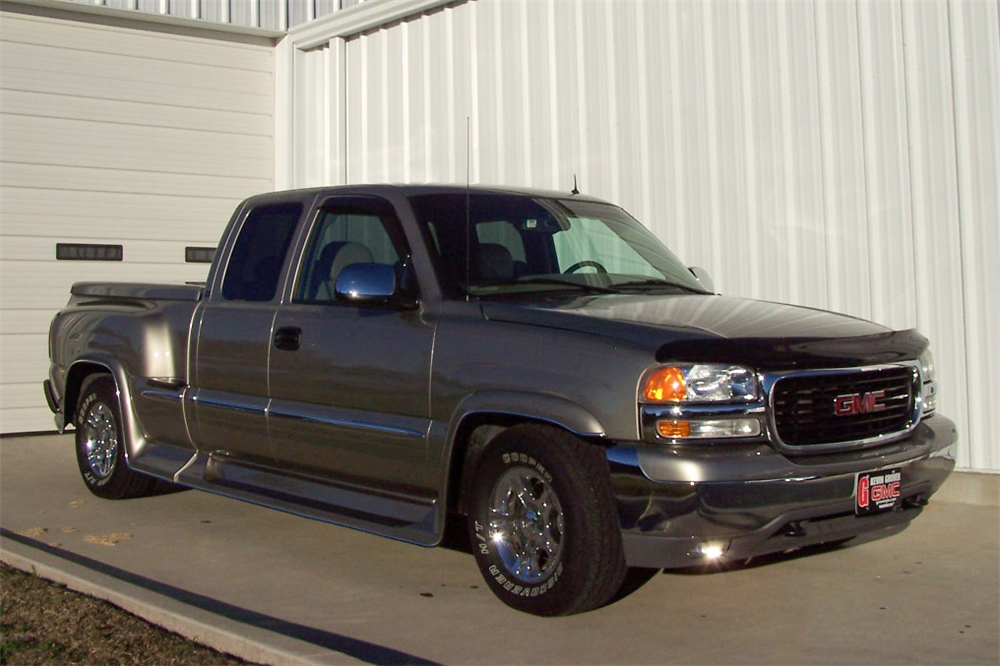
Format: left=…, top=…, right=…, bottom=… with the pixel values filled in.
left=45, top=185, right=956, bottom=615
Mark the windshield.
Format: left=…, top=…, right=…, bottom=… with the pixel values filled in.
left=408, top=193, right=708, bottom=298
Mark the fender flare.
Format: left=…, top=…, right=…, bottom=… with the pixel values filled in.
left=64, top=356, right=148, bottom=467
left=450, top=390, right=606, bottom=440
left=440, top=390, right=607, bottom=518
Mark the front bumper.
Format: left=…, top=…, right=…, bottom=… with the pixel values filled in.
left=608, top=414, right=957, bottom=568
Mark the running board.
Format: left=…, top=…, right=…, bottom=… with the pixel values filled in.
left=174, top=453, right=441, bottom=547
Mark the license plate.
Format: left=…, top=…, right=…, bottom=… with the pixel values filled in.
left=855, top=468, right=902, bottom=515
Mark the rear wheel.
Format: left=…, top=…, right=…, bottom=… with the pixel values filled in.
left=74, top=375, right=156, bottom=499
left=467, top=424, right=626, bottom=615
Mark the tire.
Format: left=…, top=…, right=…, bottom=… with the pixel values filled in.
left=467, top=424, right=627, bottom=616
left=74, top=375, right=156, bottom=499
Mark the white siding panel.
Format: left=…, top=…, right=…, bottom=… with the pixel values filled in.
left=814, top=0, right=871, bottom=321
left=0, top=6, right=275, bottom=434
left=0, top=165, right=271, bottom=202
left=4, top=11, right=274, bottom=70
left=0, top=408, right=55, bottom=435
left=856, top=1, right=917, bottom=332
left=282, top=0, right=998, bottom=471
left=901, top=0, right=972, bottom=473
left=1, top=41, right=273, bottom=98
left=0, top=89, right=273, bottom=136
left=2, top=116, right=271, bottom=178
left=949, top=0, right=1000, bottom=472
left=0, top=188, right=240, bottom=238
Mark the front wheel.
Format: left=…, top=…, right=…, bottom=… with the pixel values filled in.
left=467, top=424, right=627, bottom=615
left=74, top=375, right=156, bottom=499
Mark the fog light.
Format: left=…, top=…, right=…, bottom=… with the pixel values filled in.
left=656, top=418, right=761, bottom=440
left=691, top=541, right=730, bottom=560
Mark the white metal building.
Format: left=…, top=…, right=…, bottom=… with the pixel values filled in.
left=1, top=0, right=997, bottom=474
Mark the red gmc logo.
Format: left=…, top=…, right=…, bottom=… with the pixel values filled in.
left=834, top=390, right=887, bottom=416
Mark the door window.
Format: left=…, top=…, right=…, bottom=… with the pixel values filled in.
left=295, top=198, right=409, bottom=303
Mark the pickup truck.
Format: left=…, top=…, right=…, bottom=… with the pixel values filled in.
left=45, top=184, right=956, bottom=616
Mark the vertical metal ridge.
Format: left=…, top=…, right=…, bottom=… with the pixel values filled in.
left=573, top=0, right=587, bottom=191
left=944, top=0, right=974, bottom=470
left=468, top=0, right=480, bottom=184
left=545, top=0, right=560, bottom=190
left=736, top=0, right=760, bottom=298
left=812, top=0, right=832, bottom=315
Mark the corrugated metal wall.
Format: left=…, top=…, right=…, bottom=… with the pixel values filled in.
left=282, top=0, right=998, bottom=472
left=58, top=0, right=362, bottom=30
left=0, top=4, right=275, bottom=432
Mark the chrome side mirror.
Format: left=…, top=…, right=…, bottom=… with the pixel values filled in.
left=688, top=266, right=715, bottom=293
left=335, top=263, right=397, bottom=305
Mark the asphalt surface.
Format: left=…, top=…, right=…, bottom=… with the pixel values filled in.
left=1, top=434, right=997, bottom=666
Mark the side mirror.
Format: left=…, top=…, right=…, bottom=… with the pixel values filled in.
left=335, top=263, right=416, bottom=308
left=688, top=266, right=715, bottom=293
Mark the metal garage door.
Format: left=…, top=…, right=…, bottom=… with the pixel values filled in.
left=0, top=3, right=276, bottom=433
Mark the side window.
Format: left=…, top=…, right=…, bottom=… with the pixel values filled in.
left=222, top=203, right=302, bottom=301
left=295, top=198, right=408, bottom=303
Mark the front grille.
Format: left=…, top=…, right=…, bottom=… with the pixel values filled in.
left=771, top=367, right=915, bottom=448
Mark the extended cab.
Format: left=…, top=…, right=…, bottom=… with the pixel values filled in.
left=45, top=185, right=956, bottom=615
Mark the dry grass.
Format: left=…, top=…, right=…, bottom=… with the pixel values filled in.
left=0, top=563, right=259, bottom=665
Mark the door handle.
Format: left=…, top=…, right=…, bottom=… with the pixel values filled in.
left=273, top=326, right=302, bottom=351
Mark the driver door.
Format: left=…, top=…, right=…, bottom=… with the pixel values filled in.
left=266, top=196, right=436, bottom=494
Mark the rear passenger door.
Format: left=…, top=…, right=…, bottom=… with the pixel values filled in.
left=191, top=201, right=304, bottom=465
left=267, top=197, right=436, bottom=494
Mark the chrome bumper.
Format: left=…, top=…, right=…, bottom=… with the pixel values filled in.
left=608, top=414, right=957, bottom=569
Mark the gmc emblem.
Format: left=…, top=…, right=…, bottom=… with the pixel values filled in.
left=834, top=390, right=887, bottom=416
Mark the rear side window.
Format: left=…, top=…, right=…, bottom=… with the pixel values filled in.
left=222, top=203, right=302, bottom=301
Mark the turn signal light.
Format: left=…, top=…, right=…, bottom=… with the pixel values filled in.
left=657, top=421, right=691, bottom=438
left=644, top=366, right=686, bottom=402
left=655, top=418, right=762, bottom=440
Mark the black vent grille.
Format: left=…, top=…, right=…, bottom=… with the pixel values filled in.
left=772, top=367, right=915, bottom=447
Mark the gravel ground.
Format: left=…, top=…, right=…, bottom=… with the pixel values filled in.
left=0, top=563, right=260, bottom=665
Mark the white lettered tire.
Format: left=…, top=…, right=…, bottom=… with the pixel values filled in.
left=74, top=375, right=156, bottom=499
left=467, top=424, right=627, bottom=615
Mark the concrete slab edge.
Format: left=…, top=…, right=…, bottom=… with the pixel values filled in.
left=935, top=471, right=1000, bottom=507
left=0, top=537, right=361, bottom=666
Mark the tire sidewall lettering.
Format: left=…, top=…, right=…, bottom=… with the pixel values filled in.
left=76, top=388, right=116, bottom=488
left=499, top=451, right=553, bottom=485
left=474, top=450, right=562, bottom=600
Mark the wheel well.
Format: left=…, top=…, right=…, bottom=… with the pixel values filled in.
left=64, top=363, right=114, bottom=426
left=445, top=414, right=606, bottom=516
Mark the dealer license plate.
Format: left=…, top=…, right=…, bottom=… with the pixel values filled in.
left=855, top=468, right=902, bottom=516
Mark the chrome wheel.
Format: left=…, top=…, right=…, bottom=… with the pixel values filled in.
left=488, top=466, right=565, bottom=584
left=82, top=402, right=118, bottom=480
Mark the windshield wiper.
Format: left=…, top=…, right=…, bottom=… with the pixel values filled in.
left=610, top=279, right=706, bottom=294
left=475, top=278, right=620, bottom=294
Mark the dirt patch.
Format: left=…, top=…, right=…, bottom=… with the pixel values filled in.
left=0, top=563, right=259, bottom=665
left=13, top=529, right=46, bottom=539
left=83, top=533, right=132, bottom=547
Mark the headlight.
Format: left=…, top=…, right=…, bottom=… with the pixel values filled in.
left=642, top=364, right=758, bottom=403
left=919, top=349, right=936, bottom=383
left=918, top=349, right=937, bottom=416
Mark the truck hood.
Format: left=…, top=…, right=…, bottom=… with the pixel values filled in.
left=480, top=294, right=926, bottom=369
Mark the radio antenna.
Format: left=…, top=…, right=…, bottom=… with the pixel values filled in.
left=571, top=174, right=579, bottom=195
left=465, top=116, right=471, bottom=301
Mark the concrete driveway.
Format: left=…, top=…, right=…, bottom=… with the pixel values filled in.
left=1, top=434, right=997, bottom=665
